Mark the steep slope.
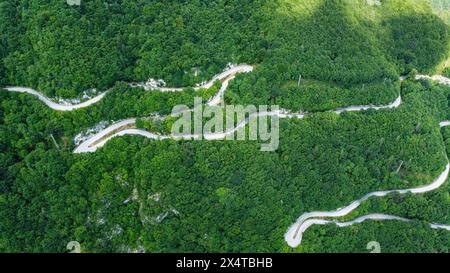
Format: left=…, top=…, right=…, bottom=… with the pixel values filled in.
left=2, top=0, right=450, bottom=253
left=225, top=0, right=450, bottom=111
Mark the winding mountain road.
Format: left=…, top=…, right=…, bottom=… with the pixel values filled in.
left=73, top=78, right=403, bottom=153
left=282, top=74, right=450, bottom=248
left=73, top=109, right=306, bottom=153
left=3, top=64, right=254, bottom=111
left=70, top=64, right=404, bottom=153
left=298, top=214, right=450, bottom=237
left=3, top=86, right=109, bottom=111
left=4, top=66, right=450, bottom=249
left=285, top=161, right=450, bottom=247
left=284, top=121, right=450, bottom=248
left=416, top=74, right=450, bottom=85
left=73, top=93, right=402, bottom=153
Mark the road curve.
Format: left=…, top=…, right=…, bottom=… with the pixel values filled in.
left=132, top=64, right=254, bottom=93
left=74, top=109, right=305, bottom=153
left=73, top=94, right=403, bottom=154
left=6, top=68, right=450, bottom=248
left=298, top=214, right=450, bottom=238
left=2, top=64, right=254, bottom=111
left=439, top=120, right=450, bottom=127
left=4, top=72, right=450, bottom=112
left=3, top=87, right=108, bottom=111
left=284, top=161, right=450, bottom=247
left=416, top=74, right=450, bottom=85
left=332, top=95, right=402, bottom=114
left=285, top=122, right=450, bottom=248
left=74, top=118, right=137, bottom=153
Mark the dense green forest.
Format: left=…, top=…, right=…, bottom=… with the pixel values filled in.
left=2, top=0, right=449, bottom=110
left=0, top=0, right=265, bottom=97
left=301, top=220, right=450, bottom=253
left=226, top=0, right=450, bottom=111
left=2, top=0, right=450, bottom=253
left=2, top=77, right=450, bottom=252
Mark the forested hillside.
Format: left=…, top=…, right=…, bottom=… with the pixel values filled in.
left=2, top=0, right=450, bottom=253
left=1, top=76, right=450, bottom=252
left=2, top=0, right=449, bottom=108
left=226, top=0, right=450, bottom=111
left=0, top=0, right=265, bottom=97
